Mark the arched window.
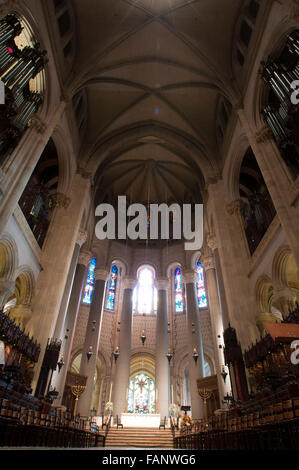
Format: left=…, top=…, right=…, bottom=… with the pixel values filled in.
left=196, top=261, right=208, bottom=308
left=127, top=373, right=156, bottom=414
left=132, top=267, right=157, bottom=314
left=106, top=264, right=118, bottom=310
left=82, top=257, right=96, bottom=304
left=174, top=267, right=184, bottom=313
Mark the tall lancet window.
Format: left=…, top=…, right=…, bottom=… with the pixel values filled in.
left=196, top=261, right=207, bottom=308
left=82, top=257, right=96, bottom=304
left=174, top=267, right=184, bottom=313
left=133, top=267, right=157, bottom=314
left=106, top=264, right=118, bottom=310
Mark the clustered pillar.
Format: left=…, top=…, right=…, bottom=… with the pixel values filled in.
left=155, top=278, right=170, bottom=420
left=77, top=267, right=109, bottom=418
left=183, top=269, right=205, bottom=420
left=112, top=276, right=136, bottom=419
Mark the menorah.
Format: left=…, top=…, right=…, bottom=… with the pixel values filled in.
left=71, top=384, right=86, bottom=417
left=198, top=388, right=213, bottom=419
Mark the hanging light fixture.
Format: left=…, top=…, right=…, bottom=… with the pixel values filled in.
left=86, top=346, right=93, bottom=361
left=140, top=329, right=146, bottom=346
left=166, top=348, right=173, bottom=363
left=221, top=365, right=228, bottom=383
left=192, top=347, right=199, bottom=364
left=57, top=355, right=64, bottom=372
left=113, top=347, right=120, bottom=363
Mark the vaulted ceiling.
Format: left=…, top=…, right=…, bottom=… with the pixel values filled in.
left=65, top=0, right=246, bottom=205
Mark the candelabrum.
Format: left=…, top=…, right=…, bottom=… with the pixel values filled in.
left=71, top=384, right=86, bottom=417
left=198, top=388, right=213, bottom=419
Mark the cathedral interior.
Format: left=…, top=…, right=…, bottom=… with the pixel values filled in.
left=0, top=0, right=299, bottom=451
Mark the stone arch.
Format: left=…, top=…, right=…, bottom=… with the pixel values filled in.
left=0, top=233, right=18, bottom=281
left=135, top=262, right=157, bottom=279
left=166, top=260, right=184, bottom=279
left=272, top=246, right=299, bottom=317
left=7, top=267, right=35, bottom=328
left=106, top=257, right=127, bottom=277
left=254, top=274, right=282, bottom=334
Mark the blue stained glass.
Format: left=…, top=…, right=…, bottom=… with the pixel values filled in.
left=82, top=257, right=96, bottom=304
left=174, top=267, right=184, bottom=312
left=196, top=261, right=207, bottom=308
left=106, top=264, right=118, bottom=310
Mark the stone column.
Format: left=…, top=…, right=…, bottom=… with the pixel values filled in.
left=52, top=249, right=92, bottom=403
left=77, top=267, right=109, bottom=418
left=52, top=230, right=87, bottom=341
left=0, top=101, right=66, bottom=235
left=201, top=250, right=231, bottom=403
left=29, top=171, right=90, bottom=394
left=183, top=269, right=205, bottom=419
left=50, top=229, right=89, bottom=399
left=238, top=112, right=299, bottom=269
left=155, top=278, right=170, bottom=420
left=112, top=276, right=136, bottom=418
left=208, top=179, right=259, bottom=348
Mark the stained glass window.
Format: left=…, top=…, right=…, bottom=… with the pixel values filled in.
left=132, top=267, right=157, bottom=314
left=127, top=373, right=156, bottom=414
left=106, top=264, right=118, bottom=310
left=82, top=257, right=96, bottom=304
left=174, top=267, right=184, bottom=312
left=196, top=261, right=208, bottom=308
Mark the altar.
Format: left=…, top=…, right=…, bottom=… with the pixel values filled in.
left=120, top=413, right=161, bottom=428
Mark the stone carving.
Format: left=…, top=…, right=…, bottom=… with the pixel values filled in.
left=78, top=250, right=92, bottom=267
left=77, top=229, right=88, bottom=247
left=201, top=254, right=215, bottom=271
left=226, top=199, right=242, bottom=216
left=255, top=125, right=273, bottom=143
left=155, top=278, right=169, bottom=291
left=94, top=268, right=109, bottom=282
left=27, top=115, right=46, bottom=134
left=122, top=276, right=137, bottom=290
left=182, top=269, right=196, bottom=284
left=50, top=192, right=71, bottom=209
left=207, top=233, right=217, bottom=251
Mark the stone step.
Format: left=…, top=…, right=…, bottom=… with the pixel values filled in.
left=105, top=427, right=174, bottom=448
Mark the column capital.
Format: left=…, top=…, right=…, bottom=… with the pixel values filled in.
left=78, top=250, right=92, bottom=267
left=50, top=192, right=71, bottom=209
left=76, top=229, right=88, bottom=247
left=226, top=199, right=243, bottom=216
left=182, top=269, right=197, bottom=285
left=122, top=276, right=137, bottom=290
left=27, top=115, right=46, bottom=134
left=155, top=278, right=170, bottom=291
left=255, top=125, right=274, bottom=143
left=94, top=267, right=110, bottom=282
left=207, top=233, right=217, bottom=251
left=200, top=254, right=215, bottom=271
